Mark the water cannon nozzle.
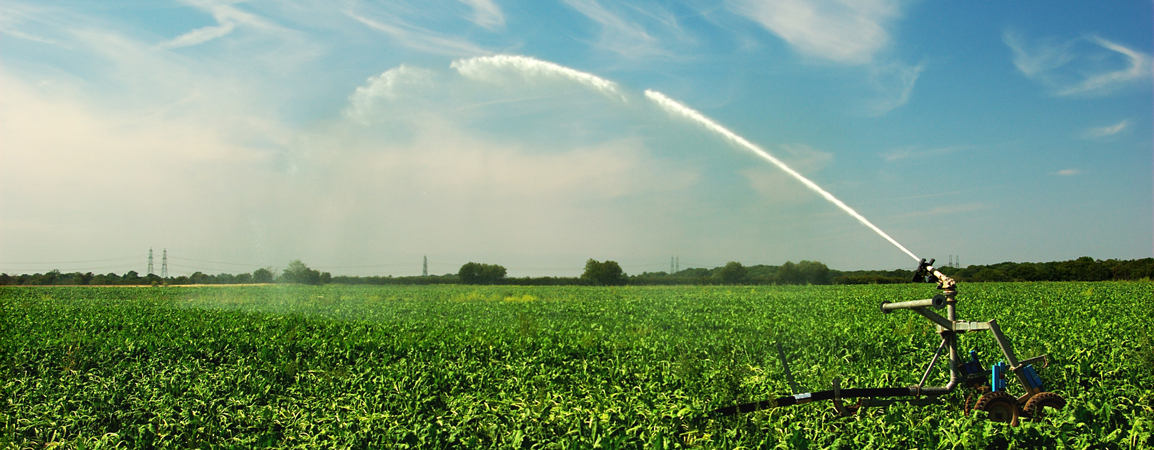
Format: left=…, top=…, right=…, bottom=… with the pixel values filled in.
left=912, top=258, right=937, bottom=283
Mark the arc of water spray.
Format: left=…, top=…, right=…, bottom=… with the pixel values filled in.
left=644, top=90, right=921, bottom=262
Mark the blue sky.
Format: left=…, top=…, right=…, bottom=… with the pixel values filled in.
left=1, top=0, right=1151, bottom=277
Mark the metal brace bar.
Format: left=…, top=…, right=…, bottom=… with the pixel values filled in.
left=918, top=338, right=947, bottom=388
left=1016, top=354, right=1048, bottom=369
left=912, top=307, right=954, bottom=330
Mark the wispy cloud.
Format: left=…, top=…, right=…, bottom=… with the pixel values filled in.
left=158, top=2, right=298, bottom=49
left=894, top=202, right=990, bottom=219
left=2, top=28, right=68, bottom=47
left=1052, top=169, right=1080, bottom=176
left=727, top=0, right=900, bottom=65
left=1081, top=120, right=1130, bottom=139
left=561, top=0, right=666, bottom=58
left=457, top=0, right=504, bottom=30
left=345, top=9, right=490, bottom=56
left=160, top=21, right=236, bottom=49
left=1005, top=31, right=1152, bottom=97
left=881, top=144, right=959, bottom=162
left=865, top=61, right=924, bottom=116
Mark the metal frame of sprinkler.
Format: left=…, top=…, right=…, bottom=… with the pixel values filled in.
left=711, top=258, right=1067, bottom=425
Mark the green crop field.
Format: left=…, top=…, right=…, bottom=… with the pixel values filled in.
left=2, top=282, right=1152, bottom=449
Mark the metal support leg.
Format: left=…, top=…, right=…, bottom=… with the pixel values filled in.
left=777, top=342, right=800, bottom=395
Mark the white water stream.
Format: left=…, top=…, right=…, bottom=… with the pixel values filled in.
left=645, top=89, right=921, bottom=262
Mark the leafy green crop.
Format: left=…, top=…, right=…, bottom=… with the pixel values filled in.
left=2, top=282, right=1151, bottom=448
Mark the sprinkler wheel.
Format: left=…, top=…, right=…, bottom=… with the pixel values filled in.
left=974, top=391, right=1020, bottom=426
left=1023, top=392, right=1067, bottom=420
left=963, top=385, right=990, bottom=415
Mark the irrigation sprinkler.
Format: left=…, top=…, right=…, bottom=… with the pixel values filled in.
left=711, top=258, right=1066, bottom=425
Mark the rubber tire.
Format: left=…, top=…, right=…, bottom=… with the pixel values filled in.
left=1023, top=392, right=1067, bottom=420
left=964, top=386, right=990, bottom=415
left=974, top=391, right=1020, bottom=426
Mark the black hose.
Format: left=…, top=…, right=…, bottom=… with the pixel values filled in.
left=710, top=387, right=914, bottom=416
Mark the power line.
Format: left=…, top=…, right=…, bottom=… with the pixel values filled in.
left=313, top=262, right=417, bottom=269
left=167, top=256, right=268, bottom=267
left=0, top=256, right=139, bottom=265
left=164, top=262, right=255, bottom=275
left=0, top=263, right=143, bottom=274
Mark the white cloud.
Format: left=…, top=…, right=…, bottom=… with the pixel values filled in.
left=0, top=72, right=281, bottom=269
left=1005, top=31, right=1152, bottom=97
left=457, top=0, right=504, bottom=29
left=1081, top=120, right=1130, bottom=139
left=726, top=0, right=920, bottom=115
left=728, top=0, right=901, bottom=65
left=1052, top=169, right=1080, bottom=176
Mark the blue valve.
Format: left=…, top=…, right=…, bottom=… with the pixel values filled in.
left=1021, top=364, right=1044, bottom=391
left=961, top=350, right=983, bottom=375
left=991, top=361, right=1008, bottom=392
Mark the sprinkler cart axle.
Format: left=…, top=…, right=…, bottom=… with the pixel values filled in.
left=711, top=258, right=1066, bottom=425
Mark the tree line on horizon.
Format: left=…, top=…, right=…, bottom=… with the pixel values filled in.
left=2, top=256, right=1150, bottom=287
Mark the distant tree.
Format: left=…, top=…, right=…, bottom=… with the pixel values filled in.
left=679, top=267, right=710, bottom=279
left=777, top=261, right=800, bottom=285
left=281, top=260, right=322, bottom=285
left=123, top=270, right=142, bottom=285
left=253, top=267, right=275, bottom=284
left=189, top=272, right=211, bottom=284
left=718, top=261, right=748, bottom=284
left=1010, top=263, right=1038, bottom=281
left=30, top=270, right=61, bottom=285
left=320, top=272, right=332, bottom=284
left=973, top=268, right=1010, bottom=282
left=234, top=273, right=253, bottom=284
left=582, top=259, right=627, bottom=286
left=797, top=260, right=831, bottom=285
left=458, top=262, right=507, bottom=285
left=1066, top=256, right=1110, bottom=281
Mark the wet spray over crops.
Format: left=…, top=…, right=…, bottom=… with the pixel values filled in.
left=644, top=89, right=921, bottom=262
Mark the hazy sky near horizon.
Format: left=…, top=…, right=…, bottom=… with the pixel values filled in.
left=2, top=0, right=1151, bottom=277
